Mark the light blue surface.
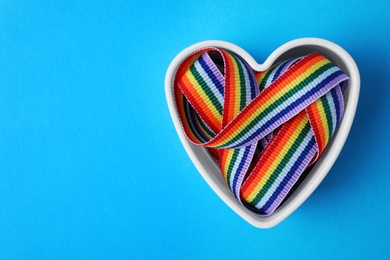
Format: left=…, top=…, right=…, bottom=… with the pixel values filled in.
left=0, top=0, right=389, bottom=259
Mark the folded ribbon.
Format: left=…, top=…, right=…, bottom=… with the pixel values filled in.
left=174, top=47, right=349, bottom=215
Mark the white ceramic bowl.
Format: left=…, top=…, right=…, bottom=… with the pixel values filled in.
left=165, top=38, right=360, bottom=228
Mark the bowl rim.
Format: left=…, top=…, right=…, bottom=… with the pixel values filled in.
left=165, top=38, right=360, bottom=228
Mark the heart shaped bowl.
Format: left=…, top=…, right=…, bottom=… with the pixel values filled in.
left=165, top=38, right=360, bottom=228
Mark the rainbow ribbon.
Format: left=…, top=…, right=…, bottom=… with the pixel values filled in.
left=174, top=47, right=349, bottom=215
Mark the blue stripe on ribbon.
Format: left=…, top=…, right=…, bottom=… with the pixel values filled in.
left=261, top=136, right=316, bottom=212
left=232, top=70, right=344, bottom=148
left=198, top=54, right=225, bottom=96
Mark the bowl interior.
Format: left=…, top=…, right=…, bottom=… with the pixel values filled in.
left=180, top=44, right=353, bottom=221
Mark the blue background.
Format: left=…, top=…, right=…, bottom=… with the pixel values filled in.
left=0, top=0, right=389, bottom=259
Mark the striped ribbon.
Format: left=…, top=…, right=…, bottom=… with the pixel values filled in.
left=174, top=47, right=349, bottom=216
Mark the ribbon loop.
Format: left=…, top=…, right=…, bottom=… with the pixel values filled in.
left=174, top=48, right=349, bottom=215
